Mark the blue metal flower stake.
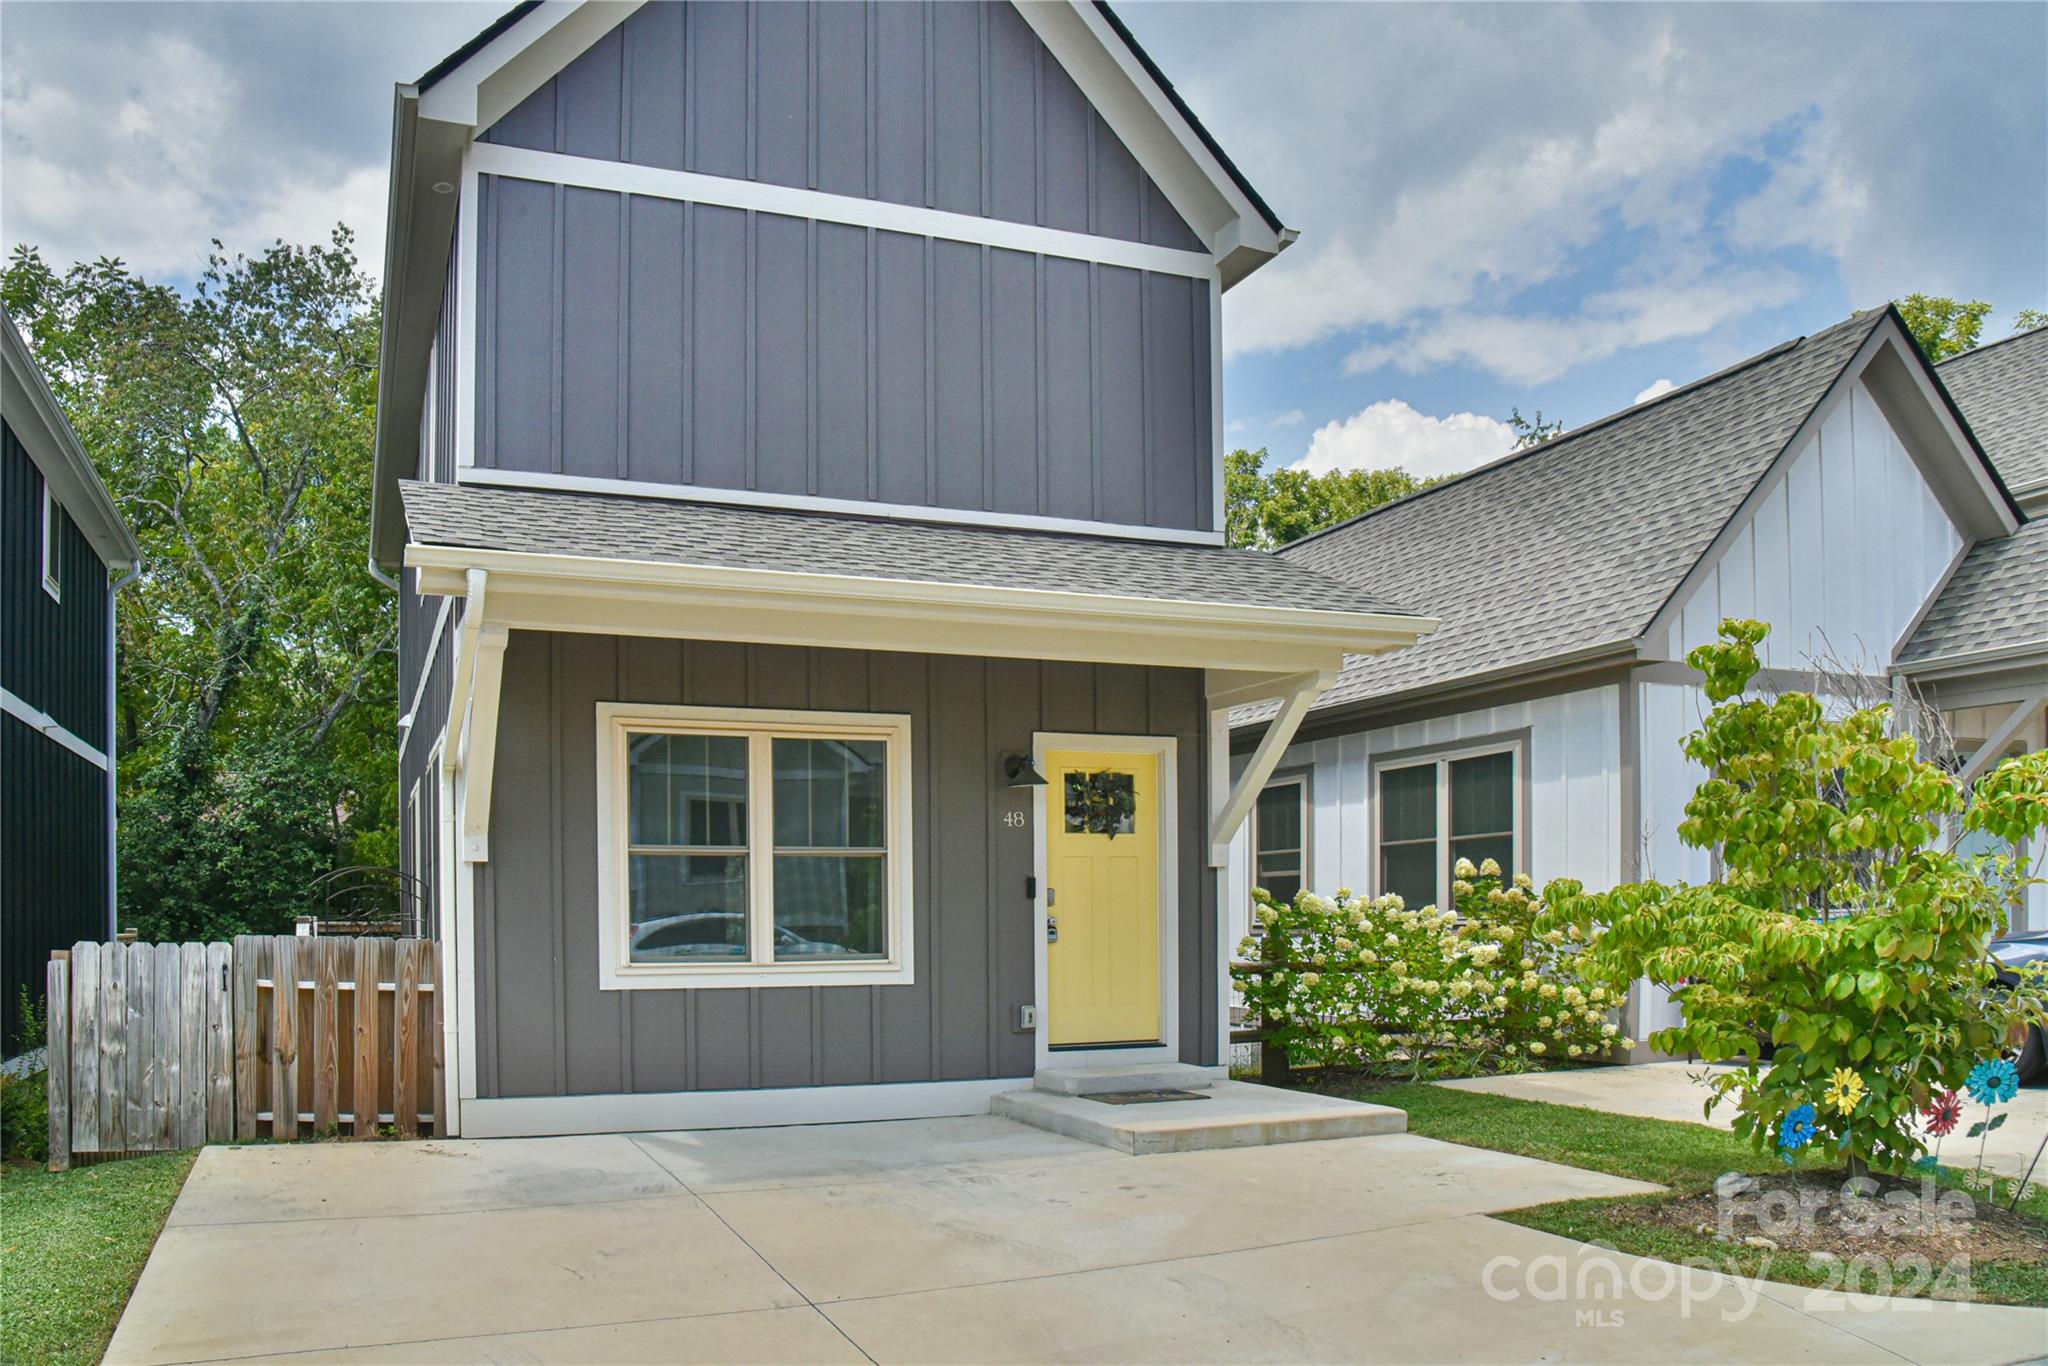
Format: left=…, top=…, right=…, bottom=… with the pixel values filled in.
left=1962, top=1057, right=2019, bottom=1196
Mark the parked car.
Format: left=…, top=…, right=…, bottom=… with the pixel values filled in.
left=1990, top=929, right=2048, bottom=1083
left=631, top=912, right=864, bottom=961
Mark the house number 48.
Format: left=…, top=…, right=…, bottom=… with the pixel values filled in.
left=1002, top=810, right=1028, bottom=829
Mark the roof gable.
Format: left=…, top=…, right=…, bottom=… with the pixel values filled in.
left=1263, top=307, right=2020, bottom=722
left=1, top=305, right=139, bottom=571
left=477, top=1, right=1206, bottom=254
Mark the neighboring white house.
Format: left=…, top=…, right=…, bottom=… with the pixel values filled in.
left=1227, top=311, right=2047, bottom=1048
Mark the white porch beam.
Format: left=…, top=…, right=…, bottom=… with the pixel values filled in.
left=1206, top=669, right=1334, bottom=864
left=1956, top=687, right=2048, bottom=787
left=459, top=626, right=511, bottom=864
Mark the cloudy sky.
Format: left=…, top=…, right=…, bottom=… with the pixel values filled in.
left=4, top=1, right=2043, bottom=482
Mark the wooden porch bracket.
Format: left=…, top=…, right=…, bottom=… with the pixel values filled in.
left=458, top=625, right=510, bottom=864
left=1205, top=668, right=1335, bottom=865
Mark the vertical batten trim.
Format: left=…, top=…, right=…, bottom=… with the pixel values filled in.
left=923, top=238, right=936, bottom=505
left=866, top=226, right=880, bottom=502
left=805, top=218, right=819, bottom=496
left=980, top=245, right=993, bottom=511
left=616, top=188, right=632, bottom=480
left=744, top=211, right=758, bottom=490
left=680, top=201, right=694, bottom=483
left=1138, top=268, right=1152, bottom=526
left=1089, top=262, right=1103, bottom=522
left=548, top=635, right=567, bottom=1095
left=548, top=183, right=564, bottom=475
left=1035, top=253, right=1048, bottom=517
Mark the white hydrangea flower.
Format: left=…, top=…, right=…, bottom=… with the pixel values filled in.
left=1620, top=1038, right=1636, bottom=1050
left=1454, top=857, right=1478, bottom=878
left=1513, top=872, right=1534, bottom=890
left=1567, top=1044, right=1582, bottom=1058
left=1538, top=982, right=1558, bottom=999
left=1479, top=857, right=1501, bottom=877
left=1601, top=1023, right=1618, bottom=1038
left=1528, top=1042, right=1547, bottom=1056
left=1537, top=1015, right=1553, bottom=1029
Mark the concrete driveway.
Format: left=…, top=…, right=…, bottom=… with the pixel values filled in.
left=109, top=1115, right=2046, bottom=1364
left=1440, top=1062, right=2048, bottom=1180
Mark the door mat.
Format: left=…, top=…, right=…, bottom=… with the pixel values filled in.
left=1083, top=1089, right=1210, bottom=1105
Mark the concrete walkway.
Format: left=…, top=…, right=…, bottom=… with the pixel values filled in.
left=1439, top=1062, right=2048, bottom=1180
left=108, top=1114, right=2046, bottom=1364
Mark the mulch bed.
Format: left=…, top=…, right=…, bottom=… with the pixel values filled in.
left=1636, top=1169, right=2047, bottom=1266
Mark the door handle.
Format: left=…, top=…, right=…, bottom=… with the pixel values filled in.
left=1046, top=915, right=1059, bottom=943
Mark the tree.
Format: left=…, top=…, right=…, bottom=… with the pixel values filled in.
left=1546, top=620, right=2048, bottom=1176
left=2, top=231, right=396, bottom=941
left=2015, top=308, right=2047, bottom=334
left=1507, top=407, right=1564, bottom=449
left=1225, top=447, right=1431, bottom=550
left=1892, top=293, right=1993, bottom=362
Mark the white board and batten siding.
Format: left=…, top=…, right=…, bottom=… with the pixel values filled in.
left=1658, top=377, right=1964, bottom=670
left=1226, top=685, right=1624, bottom=950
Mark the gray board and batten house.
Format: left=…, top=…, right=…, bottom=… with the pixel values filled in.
left=3, top=304, right=141, bottom=1056
left=373, top=1, right=1436, bottom=1138
left=1228, top=311, right=2046, bottom=1050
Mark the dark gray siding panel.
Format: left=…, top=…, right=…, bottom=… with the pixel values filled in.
left=483, top=1, right=1204, bottom=250
left=474, top=632, right=1216, bottom=1098
left=3, top=714, right=109, bottom=1053
left=477, top=183, right=1215, bottom=532
left=3, top=421, right=110, bottom=748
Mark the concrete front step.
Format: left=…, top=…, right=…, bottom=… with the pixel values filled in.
left=994, top=1080, right=1407, bottom=1155
left=1031, top=1062, right=1218, bottom=1096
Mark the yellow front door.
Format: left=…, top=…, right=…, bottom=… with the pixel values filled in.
left=1045, top=749, right=1161, bottom=1047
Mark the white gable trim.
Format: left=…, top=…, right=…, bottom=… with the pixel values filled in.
left=1641, top=318, right=2014, bottom=660
left=416, top=1, right=643, bottom=130
left=1016, top=2, right=1289, bottom=287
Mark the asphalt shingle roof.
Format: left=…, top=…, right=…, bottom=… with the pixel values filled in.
left=1937, top=324, right=2048, bottom=494
left=400, top=480, right=1417, bottom=618
left=1903, top=326, right=2048, bottom=667
left=1253, top=311, right=1888, bottom=719
left=1898, top=516, right=2048, bottom=667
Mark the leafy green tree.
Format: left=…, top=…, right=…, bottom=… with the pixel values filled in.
left=3, top=231, right=395, bottom=941
left=1224, top=447, right=1431, bottom=550
left=1893, top=293, right=1993, bottom=362
left=1507, top=407, right=1564, bottom=448
left=2014, top=308, right=2047, bottom=333
left=1545, top=620, right=2048, bottom=1176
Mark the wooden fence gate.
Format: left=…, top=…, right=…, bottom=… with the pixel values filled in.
left=45, top=935, right=441, bottom=1169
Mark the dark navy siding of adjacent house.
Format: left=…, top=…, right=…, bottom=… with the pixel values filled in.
left=2, top=419, right=112, bottom=1054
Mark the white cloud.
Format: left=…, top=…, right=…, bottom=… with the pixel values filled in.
left=1270, top=408, right=1307, bottom=428
left=1300, top=401, right=1513, bottom=481
left=1345, top=268, right=1800, bottom=386
left=1125, top=2, right=2044, bottom=374
left=1, top=4, right=485, bottom=282
left=1633, top=378, right=1677, bottom=404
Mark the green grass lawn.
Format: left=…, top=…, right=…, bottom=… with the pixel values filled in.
left=0, top=1152, right=196, bottom=1365
left=1311, top=1075, right=2048, bottom=1307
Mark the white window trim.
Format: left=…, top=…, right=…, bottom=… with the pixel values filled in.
left=595, top=702, right=915, bottom=991
left=40, top=476, right=61, bottom=601
left=1370, top=737, right=1526, bottom=912
left=1250, top=771, right=1310, bottom=914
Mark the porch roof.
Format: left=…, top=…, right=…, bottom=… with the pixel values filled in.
left=400, top=480, right=1436, bottom=678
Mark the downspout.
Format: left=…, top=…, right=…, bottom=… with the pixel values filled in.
left=366, top=552, right=401, bottom=593
left=106, top=562, right=140, bottom=938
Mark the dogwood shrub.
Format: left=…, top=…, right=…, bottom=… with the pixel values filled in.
left=1237, top=861, right=1625, bottom=1074
left=1543, top=619, right=2048, bottom=1175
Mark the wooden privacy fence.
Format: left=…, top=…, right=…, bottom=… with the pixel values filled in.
left=45, top=935, right=441, bottom=1170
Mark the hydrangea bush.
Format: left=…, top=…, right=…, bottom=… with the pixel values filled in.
left=1544, top=619, right=2048, bottom=1175
left=1236, top=860, right=1628, bottom=1076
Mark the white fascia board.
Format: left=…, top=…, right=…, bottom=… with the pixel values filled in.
left=1894, top=639, right=2048, bottom=680
left=1015, top=3, right=1283, bottom=276
left=407, top=544, right=1435, bottom=676
left=417, top=1, right=643, bottom=131
left=1858, top=322, right=2020, bottom=539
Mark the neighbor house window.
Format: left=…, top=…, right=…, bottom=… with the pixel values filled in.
left=40, top=476, right=60, bottom=601
left=596, top=703, right=914, bottom=989
left=1252, top=777, right=1308, bottom=912
left=1376, top=745, right=1519, bottom=912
